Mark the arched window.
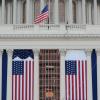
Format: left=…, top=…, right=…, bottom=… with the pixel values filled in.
left=59, top=0, right=65, bottom=23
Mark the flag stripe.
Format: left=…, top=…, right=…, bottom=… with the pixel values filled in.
left=82, top=61, right=84, bottom=100
left=85, top=61, right=87, bottom=100
left=34, top=11, right=48, bottom=21
left=34, top=13, right=48, bottom=23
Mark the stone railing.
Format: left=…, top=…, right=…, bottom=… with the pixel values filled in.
left=0, top=24, right=100, bottom=35
left=13, top=24, right=86, bottom=31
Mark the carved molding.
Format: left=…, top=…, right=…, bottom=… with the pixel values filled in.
left=0, top=33, right=100, bottom=40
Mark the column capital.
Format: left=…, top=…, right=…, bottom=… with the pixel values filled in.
left=0, top=49, right=3, bottom=55
left=6, top=49, right=13, bottom=56
left=59, top=49, right=66, bottom=56
left=96, top=49, right=100, bottom=55
left=33, top=49, right=40, bottom=56
left=85, top=49, right=92, bottom=56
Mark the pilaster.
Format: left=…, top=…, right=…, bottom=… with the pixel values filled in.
left=60, top=49, right=66, bottom=100
left=86, top=49, right=92, bottom=100
left=6, top=49, right=13, bottom=100
left=33, top=49, right=39, bottom=100
left=97, top=49, right=100, bottom=100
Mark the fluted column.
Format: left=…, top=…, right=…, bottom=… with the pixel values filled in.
left=65, top=0, right=68, bottom=23
left=54, top=0, right=59, bottom=24
left=0, top=5, right=2, bottom=24
left=68, top=0, right=73, bottom=24
left=97, top=49, right=100, bottom=100
left=34, top=49, right=39, bottom=100
left=82, top=0, right=86, bottom=24
left=60, top=49, right=66, bottom=100
left=0, top=50, right=3, bottom=100
left=6, top=49, right=13, bottom=100
left=76, top=0, right=82, bottom=24
left=88, top=2, right=92, bottom=24
left=40, top=0, right=45, bottom=11
left=93, top=0, right=97, bottom=24
left=13, top=0, right=17, bottom=24
left=7, top=2, right=11, bottom=24
left=17, top=0, right=22, bottom=24
left=26, top=0, right=33, bottom=24
left=2, top=0, right=6, bottom=24
left=86, top=49, right=92, bottom=100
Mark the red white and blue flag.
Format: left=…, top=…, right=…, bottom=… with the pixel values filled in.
left=65, top=50, right=87, bottom=100
left=34, top=5, right=49, bottom=24
left=12, top=50, right=34, bottom=100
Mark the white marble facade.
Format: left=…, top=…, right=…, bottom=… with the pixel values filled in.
left=0, top=0, right=100, bottom=100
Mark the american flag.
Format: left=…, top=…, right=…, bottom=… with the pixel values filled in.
left=65, top=60, right=87, bottom=100
left=12, top=50, right=34, bottom=100
left=34, top=5, right=49, bottom=24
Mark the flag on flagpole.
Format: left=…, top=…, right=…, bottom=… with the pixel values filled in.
left=34, top=5, right=49, bottom=24
left=91, top=49, right=97, bottom=100
left=65, top=50, right=87, bottom=100
left=12, top=50, right=34, bottom=100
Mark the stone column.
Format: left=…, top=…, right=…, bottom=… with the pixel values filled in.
left=88, top=2, right=92, bottom=24
left=93, top=0, right=97, bottom=24
left=54, top=0, right=59, bottom=24
left=0, top=4, right=2, bottom=24
left=26, top=0, right=32, bottom=24
left=86, top=49, right=92, bottom=100
left=40, top=0, right=45, bottom=24
left=65, top=0, right=69, bottom=24
left=6, top=49, right=13, bottom=100
left=68, top=0, right=73, bottom=24
left=97, top=49, right=100, bottom=100
left=17, top=0, right=22, bottom=24
left=40, top=0, right=45, bottom=11
left=2, top=0, right=6, bottom=24
left=7, top=2, right=11, bottom=24
left=13, top=0, right=17, bottom=24
left=34, top=49, right=39, bottom=100
left=76, top=0, right=82, bottom=24
left=0, top=50, right=3, bottom=100
left=60, top=49, right=66, bottom=100
left=82, top=0, right=86, bottom=24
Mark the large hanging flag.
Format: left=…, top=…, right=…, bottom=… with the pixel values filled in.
left=34, top=4, right=49, bottom=24
left=91, top=49, right=97, bottom=100
left=2, top=50, right=8, bottom=100
left=12, top=49, right=34, bottom=100
left=65, top=50, right=87, bottom=100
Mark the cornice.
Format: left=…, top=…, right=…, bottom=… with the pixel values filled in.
left=0, top=33, right=100, bottom=40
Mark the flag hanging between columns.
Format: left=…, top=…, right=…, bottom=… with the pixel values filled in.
left=12, top=49, right=34, bottom=100
left=91, top=49, right=97, bottom=100
left=65, top=50, right=87, bottom=100
left=2, top=50, right=8, bottom=100
left=34, top=4, right=49, bottom=24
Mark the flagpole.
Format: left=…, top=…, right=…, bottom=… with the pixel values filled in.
left=48, top=0, right=50, bottom=24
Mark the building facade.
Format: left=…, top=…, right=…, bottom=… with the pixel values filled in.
left=0, top=0, right=100, bottom=100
